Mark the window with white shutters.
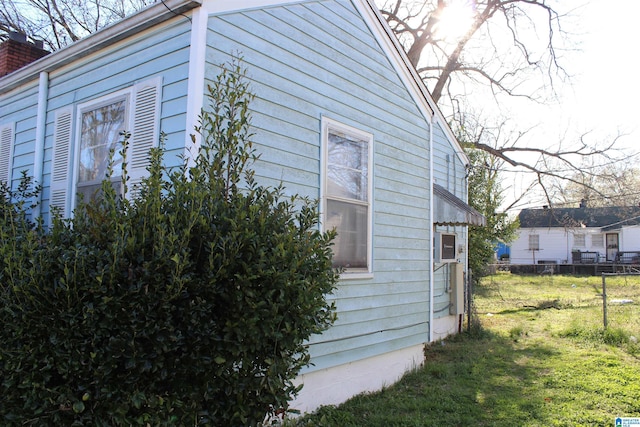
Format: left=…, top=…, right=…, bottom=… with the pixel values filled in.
left=49, top=77, right=161, bottom=218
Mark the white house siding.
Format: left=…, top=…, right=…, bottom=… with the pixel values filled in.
left=620, top=226, right=640, bottom=252
left=204, top=0, right=433, bottom=395
left=510, top=227, right=613, bottom=265
left=508, top=226, right=640, bottom=265
left=510, top=228, right=567, bottom=264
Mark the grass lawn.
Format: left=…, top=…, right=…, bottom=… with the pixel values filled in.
left=294, top=273, right=640, bottom=426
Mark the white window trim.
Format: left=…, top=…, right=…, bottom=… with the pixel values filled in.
left=320, top=117, right=373, bottom=279
left=68, top=76, right=162, bottom=209
left=71, top=88, right=131, bottom=209
left=0, top=122, right=15, bottom=186
left=48, top=77, right=161, bottom=221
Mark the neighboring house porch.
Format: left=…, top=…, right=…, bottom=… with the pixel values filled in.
left=508, top=206, right=640, bottom=275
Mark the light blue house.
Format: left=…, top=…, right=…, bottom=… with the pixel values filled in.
left=0, top=0, right=483, bottom=413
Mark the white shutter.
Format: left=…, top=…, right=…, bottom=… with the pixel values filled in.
left=50, top=109, right=73, bottom=217
left=0, top=124, right=14, bottom=185
left=127, top=77, right=161, bottom=199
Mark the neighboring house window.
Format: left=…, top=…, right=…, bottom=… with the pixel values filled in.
left=592, top=234, right=604, bottom=248
left=0, top=123, right=14, bottom=185
left=322, top=118, right=373, bottom=274
left=77, top=97, right=127, bottom=202
left=50, top=77, right=161, bottom=218
left=528, top=234, right=539, bottom=251
left=574, top=233, right=586, bottom=247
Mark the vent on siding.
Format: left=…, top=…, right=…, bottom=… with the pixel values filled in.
left=0, top=125, right=13, bottom=183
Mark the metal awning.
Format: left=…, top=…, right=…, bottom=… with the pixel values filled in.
left=434, top=183, right=486, bottom=226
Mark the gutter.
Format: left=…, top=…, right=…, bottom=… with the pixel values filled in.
left=184, top=3, right=209, bottom=163
left=0, top=0, right=202, bottom=95
left=32, top=71, right=49, bottom=217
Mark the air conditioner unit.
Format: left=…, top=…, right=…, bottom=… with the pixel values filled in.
left=435, top=232, right=457, bottom=263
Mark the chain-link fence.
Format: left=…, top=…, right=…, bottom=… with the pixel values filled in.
left=601, top=273, right=640, bottom=337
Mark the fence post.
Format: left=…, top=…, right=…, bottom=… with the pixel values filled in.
left=602, top=273, right=608, bottom=329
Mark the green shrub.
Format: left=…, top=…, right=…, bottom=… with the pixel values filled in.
left=0, top=59, right=338, bottom=426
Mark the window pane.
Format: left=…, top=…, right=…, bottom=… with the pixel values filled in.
left=327, top=132, right=368, bottom=201
left=76, top=178, right=123, bottom=203
left=79, top=99, right=126, bottom=183
left=528, top=234, right=539, bottom=250
left=326, top=199, right=368, bottom=269
left=574, top=234, right=585, bottom=247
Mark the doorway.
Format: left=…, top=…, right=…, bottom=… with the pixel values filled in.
left=606, top=233, right=619, bottom=261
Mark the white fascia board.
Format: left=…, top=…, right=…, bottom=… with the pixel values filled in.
left=0, top=0, right=202, bottom=95
left=204, top=0, right=310, bottom=14
left=354, top=0, right=469, bottom=167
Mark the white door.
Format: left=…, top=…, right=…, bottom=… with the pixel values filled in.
left=606, top=233, right=619, bottom=261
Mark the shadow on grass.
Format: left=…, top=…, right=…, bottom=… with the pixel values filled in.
left=295, top=330, right=565, bottom=427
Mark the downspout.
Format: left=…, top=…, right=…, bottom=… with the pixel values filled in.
left=463, top=172, right=469, bottom=333
left=32, top=71, right=49, bottom=218
left=428, top=112, right=434, bottom=343
left=184, top=4, right=207, bottom=168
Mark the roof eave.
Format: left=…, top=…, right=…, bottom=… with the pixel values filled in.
left=0, top=0, right=202, bottom=95
left=357, top=0, right=469, bottom=166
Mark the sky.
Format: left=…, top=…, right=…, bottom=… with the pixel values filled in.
left=551, top=0, right=640, bottom=144
left=493, top=0, right=640, bottom=211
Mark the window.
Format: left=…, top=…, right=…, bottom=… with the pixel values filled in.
left=322, top=118, right=372, bottom=273
left=528, top=234, right=539, bottom=251
left=592, top=234, right=604, bottom=248
left=0, top=123, right=14, bottom=185
left=77, top=97, right=127, bottom=202
left=50, top=77, right=161, bottom=218
left=573, top=233, right=586, bottom=247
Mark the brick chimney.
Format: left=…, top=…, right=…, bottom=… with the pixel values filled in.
left=0, top=32, right=50, bottom=78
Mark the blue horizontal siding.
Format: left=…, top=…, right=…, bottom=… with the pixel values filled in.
left=37, top=17, right=193, bottom=219
left=206, top=0, right=433, bottom=374
left=0, top=82, right=39, bottom=189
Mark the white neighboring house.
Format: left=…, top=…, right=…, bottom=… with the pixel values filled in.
left=511, top=206, right=640, bottom=265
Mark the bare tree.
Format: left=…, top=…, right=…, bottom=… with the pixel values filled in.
left=457, top=114, right=632, bottom=210
left=378, top=0, right=633, bottom=207
left=0, top=0, right=151, bottom=50
left=545, top=161, right=640, bottom=208
left=380, top=0, right=569, bottom=105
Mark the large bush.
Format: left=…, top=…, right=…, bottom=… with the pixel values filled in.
left=0, top=60, right=338, bottom=426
